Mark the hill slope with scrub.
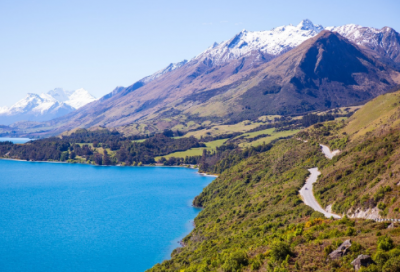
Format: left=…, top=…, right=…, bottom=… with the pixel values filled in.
left=148, top=89, right=400, bottom=272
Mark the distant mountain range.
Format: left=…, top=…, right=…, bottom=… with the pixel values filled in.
left=0, top=88, right=96, bottom=125
left=3, top=19, right=400, bottom=137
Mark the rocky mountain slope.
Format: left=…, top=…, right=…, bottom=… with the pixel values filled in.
left=6, top=20, right=400, bottom=137
left=327, top=24, right=400, bottom=64
left=0, top=88, right=96, bottom=125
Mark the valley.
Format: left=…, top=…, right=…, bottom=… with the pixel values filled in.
left=1, top=17, right=400, bottom=272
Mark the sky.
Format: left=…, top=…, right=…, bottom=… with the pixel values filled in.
left=1, top=0, right=399, bottom=106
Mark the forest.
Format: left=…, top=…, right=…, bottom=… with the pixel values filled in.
left=0, top=129, right=204, bottom=165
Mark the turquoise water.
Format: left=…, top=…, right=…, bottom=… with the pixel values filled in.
left=0, top=137, right=31, bottom=144
left=0, top=160, right=214, bottom=271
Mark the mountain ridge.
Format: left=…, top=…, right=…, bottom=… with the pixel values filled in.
left=4, top=20, right=400, bottom=137
left=0, top=88, right=96, bottom=125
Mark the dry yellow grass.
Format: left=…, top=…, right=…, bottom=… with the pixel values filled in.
left=344, top=92, right=400, bottom=137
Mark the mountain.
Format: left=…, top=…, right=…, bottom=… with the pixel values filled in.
left=0, top=88, right=96, bottom=125
left=327, top=24, right=400, bottom=64
left=6, top=20, right=400, bottom=137
left=195, top=19, right=324, bottom=64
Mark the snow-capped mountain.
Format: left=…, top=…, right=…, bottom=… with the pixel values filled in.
left=0, top=88, right=96, bottom=125
left=141, top=60, right=188, bottom=84
left=106, top=19, right=399, bottom=102
left=326, top=24, right=400, bottom=63
left=193, top=19, right=400, bottom=66
left=196, top=19, right=324, bottom=64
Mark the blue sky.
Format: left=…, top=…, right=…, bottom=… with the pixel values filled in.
left=1, top=0, right=399, bottom=106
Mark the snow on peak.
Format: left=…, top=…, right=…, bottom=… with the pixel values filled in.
left=194, top=19, right=400, bottom=65
left=297, top=19, right=323, bottom=31
left=141, top=59, right=188, bottom=84
left=325, top=23, right=399, bottom=58
left=195, top=19, right=325, bottom=64
left=64, top=88, right=97, bottom=109
left=0, top=106, right=8, bottom=114
left=0, top=88, right=97, bottom=120
left=47, top=88, right=73, bottom=102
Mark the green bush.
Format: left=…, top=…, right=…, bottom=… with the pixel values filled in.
left=310, top=211, right=325, bottom=220
left=374, top=187, right=386, bottom=202
left=378, top=235, right=394, bottom=251
left=382, top=256, right=400, bottom=271
left=304, top=231, right=315, bottom=242
left=222, top=251, right=249, bottom=272
left=378, top=202, right=387, bottom=210
left=349, top=241, right=363, bottom=253
left=251, top=260, right=261, bottom=270
left=324, top=245, right=333, bottom=257
left=374, top=250, right=389, bottom=267
left=390, top=248, right=400, bottom=258
left=345, top=227, right=357, bottom=236
left=270, top=241, right=292, bottom=262
left=359, top=264, right=379, bottom=272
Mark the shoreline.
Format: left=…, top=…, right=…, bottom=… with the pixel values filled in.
left=0, top=157, right=219, bottom=177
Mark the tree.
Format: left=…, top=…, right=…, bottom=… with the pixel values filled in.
left=94, top=153, right=102, bottom=165
left=103, top=150, right=112, bottom=165
left=60, top=151, right=69, bottom=161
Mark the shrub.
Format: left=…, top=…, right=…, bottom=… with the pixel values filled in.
left=251, top=260, right=261, bottom=270
left=304, top=231, right=315, bottom=242
left=390, top=248, right=400, bottom=258
left=310, top=211, right=325, bottom=220
left=374, top=187, right=386, bottom=202
left=345, top=227, right=357, bottom=236
left=349, top=241, right=363, bottom=253
left=359, top=264, right=379, bottom=272
left=382, top=256, right=400, bottom=272
left=324, top=245, right=333, bottom=257
left=378, top=235, right=394, bottom=251
left=269, top=241, right=292, bottom=262
left=222, top=251, right=249, bottom=272
left=374, top=250, right=389, bottom=267
left=378, top=202, right=387, bottom=210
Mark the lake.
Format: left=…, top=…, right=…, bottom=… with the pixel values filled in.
left=0, top=160, right=214, bottom=272
left=0, top=137, right=31, bottom=144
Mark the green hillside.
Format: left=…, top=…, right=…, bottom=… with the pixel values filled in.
left=148, top=90, right=400, bottom=272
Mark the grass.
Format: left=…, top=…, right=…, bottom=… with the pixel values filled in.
left=344, top=92, right=400, bottom=137
left=237, top=128, right=275, bottom=138
left=184, top=120, right=264, bottom=139
left=132, top=139, right=146, bottom=143
left=231, top=128, right=301, bottom=148
left=76, top=143, right=93, bottom=147
left=92, top=147, right=115, bottom=156
left=155, top=138, right=228, bottom=160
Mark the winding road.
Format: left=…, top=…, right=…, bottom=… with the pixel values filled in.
left=320, top=144, right=340, bottom=159
left=299, top=144, right=341, bottom=219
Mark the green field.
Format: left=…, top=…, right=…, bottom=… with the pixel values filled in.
left=155, top=138, right=228, bottom=160
left=76, top=143, right=93, bottom=147
left=345, top=92, right=400, bottom=137
left=239, top=129, right=301, bottom=148
left=184, top=120, right=264, bottom=139
left=132, top=139, right=146, bottom=143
